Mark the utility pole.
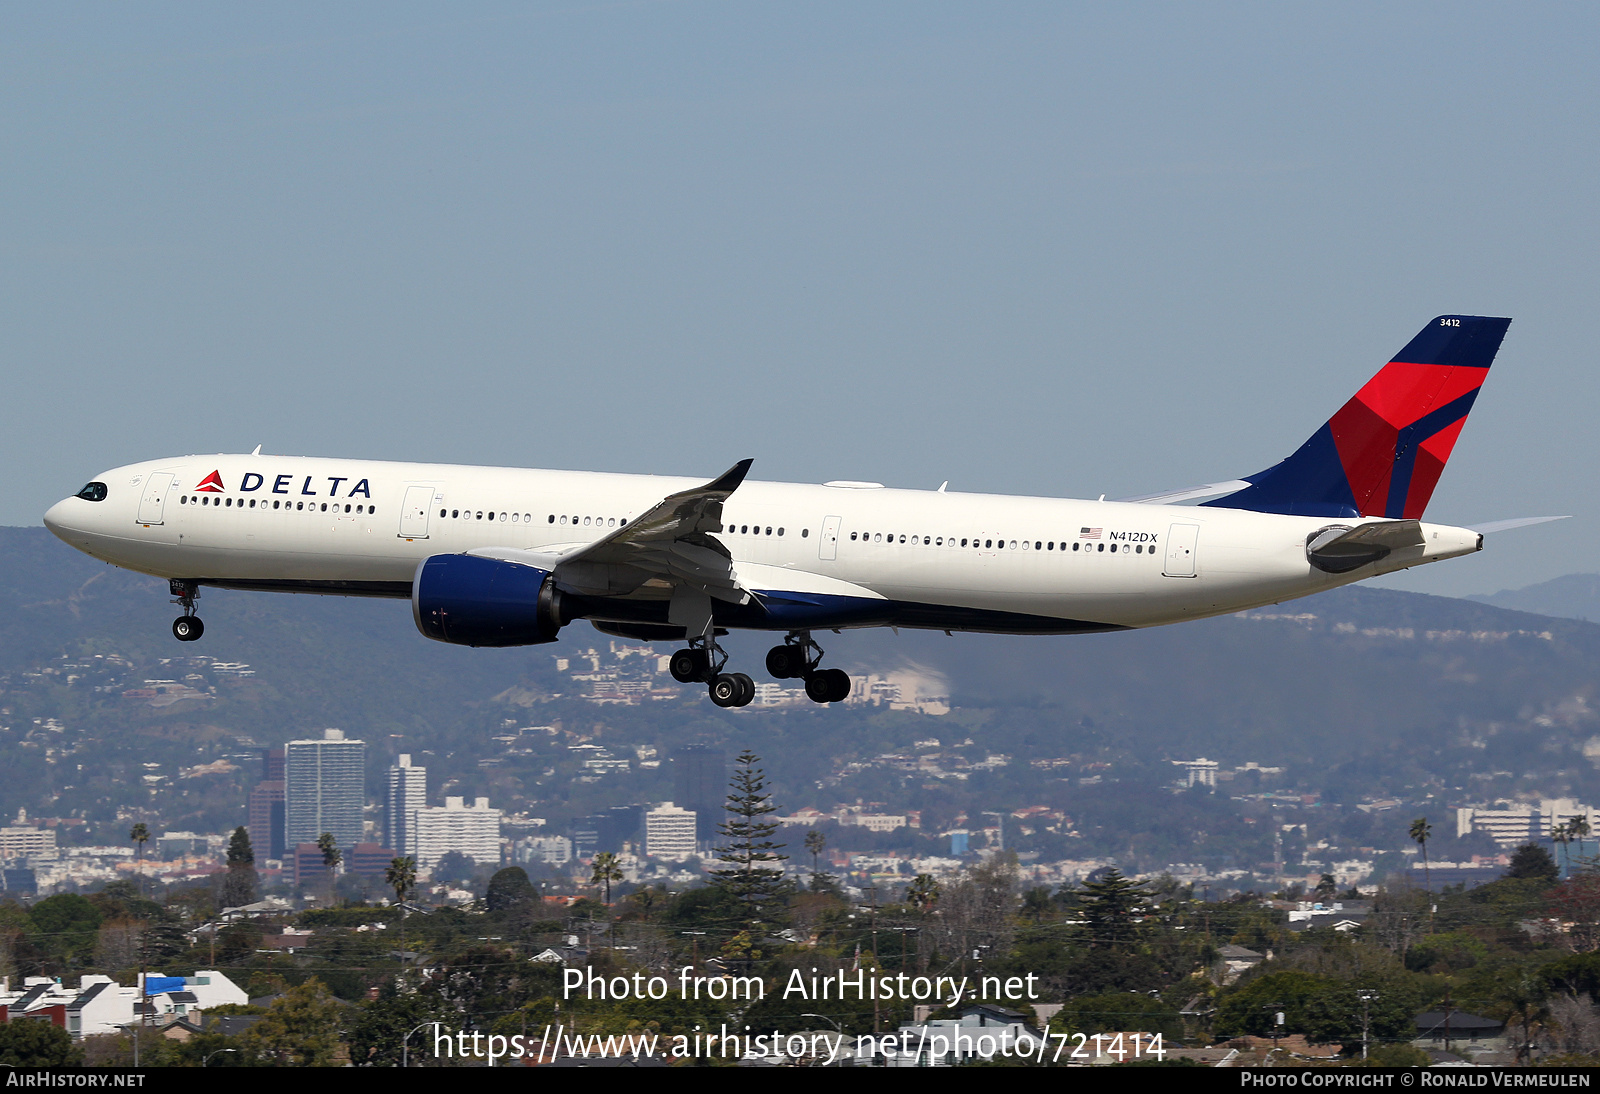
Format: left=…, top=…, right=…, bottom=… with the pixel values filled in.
left=1356, top=990, right=1377, bottom=1061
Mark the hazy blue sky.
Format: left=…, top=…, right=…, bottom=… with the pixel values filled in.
left=5, top=3, right=1596, bottom=597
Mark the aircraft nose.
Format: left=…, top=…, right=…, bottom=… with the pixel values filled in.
left=43, top=498, right=80, bottom=540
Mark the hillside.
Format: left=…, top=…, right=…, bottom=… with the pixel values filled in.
left=4, top=526, right=1598, bottom=874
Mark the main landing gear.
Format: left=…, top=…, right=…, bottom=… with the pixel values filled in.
left=669, top=634, right=756, bottom=709
left=668, top=630, right=851, bottom=708
left=170, top=580, right=204, bottom=642
left=766, top=632, right=851, bottom=705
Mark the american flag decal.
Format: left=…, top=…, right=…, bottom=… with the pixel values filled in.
left=1079, top=527, right=1102, bottom=540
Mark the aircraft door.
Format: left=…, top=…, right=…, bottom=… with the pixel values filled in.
left=1163, top=523, right=1199, bottom=578
left=136, top=473, right=175, bottom=525
left=819, top=516, right=842, bottom=560
left=399, top=485, right=434, bottom=539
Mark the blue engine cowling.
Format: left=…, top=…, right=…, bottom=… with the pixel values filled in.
left=412, top=554, right=567, bottom=647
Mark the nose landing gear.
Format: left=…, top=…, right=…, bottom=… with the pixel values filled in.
left=767, top=632, right=851, bottom=704
left=170, top=580, right=204, bottom=642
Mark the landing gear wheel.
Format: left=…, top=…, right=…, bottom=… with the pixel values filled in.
left=766, top=644, right=805, bottom=679
left=172, top=616, right=204, bottom=642
left=805, top=668, right=850, bottom=704
left=710, top=673, right=752, bottom=708
left=823, top=668, right=851, bottom=703
left=670, top=648, right=710, bottom=683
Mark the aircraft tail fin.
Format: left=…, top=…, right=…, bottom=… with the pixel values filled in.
left=1205, top=315, right=1511, bottom=519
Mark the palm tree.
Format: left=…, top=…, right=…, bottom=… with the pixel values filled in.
left=316, top=832, right=342, bottom=906
left=1570, top=815, right=1592, bottom=869
left=384, top=856, right=416, bottom=963
left=1552, top=821, right=1573, bottom=877
left=591, top=851, right=624, bottom=905
left=129, top=823, right=150, bottom=897
left=1409, top=817, right=1432, bottom=893
left=906, top=873, right=940, bottom=912
left=804, top=830, right=827, bottom=888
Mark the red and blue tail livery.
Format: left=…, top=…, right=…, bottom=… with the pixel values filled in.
left=1207, top=315, right=1511, bottom=519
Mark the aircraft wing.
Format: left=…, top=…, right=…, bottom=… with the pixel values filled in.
left=470, top=459, right=754, bottom=604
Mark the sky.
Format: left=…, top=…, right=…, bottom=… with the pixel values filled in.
left=4, top=3, right=1597, bottom=598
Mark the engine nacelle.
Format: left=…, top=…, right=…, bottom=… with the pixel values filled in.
left=413, top=554, right=567, bottom=647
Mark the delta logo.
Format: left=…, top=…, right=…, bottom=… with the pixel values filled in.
left=195, top=471, right=225, bottom=493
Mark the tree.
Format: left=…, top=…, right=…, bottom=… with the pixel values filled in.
left=1410, top=818, right=1432, bottom=894
left=711, top=750, right=790, bottom=930
left=1573, top=814, right=1594, bottom=867
left=221, top=827, right=258, bottom=909
left=0, top=1020, right=82, bottom=1066
left=384, top=857, right=416, bottom=961
left=242, top=977, right=344, bottom=1066
left=906, top=873, right=940, bottom=912
left=129, top=823, right=150, bottom=897
left=1507, top=842, right=1560, bottom=883
left=804, top=829, right=830, bottom=889
left=591, top=852, right=624, bottom=905
left=316, top=833, right=342, bottom=906
left=29, top=893, right=103, bottom=970
left=1554, top=822, right=1574, bottom=876
left=1077, top=868, right=1147, bottom=950
left=432, top=850, right=474, bottom=885
left=1549, top=874, right=1600, bottom=953
left=485, top=866, right=536, bottom=913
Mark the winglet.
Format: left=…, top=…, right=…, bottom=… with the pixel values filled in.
left=703, top=458, right=753, bottom=496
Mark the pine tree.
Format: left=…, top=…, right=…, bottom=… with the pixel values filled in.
left=1077, top=868, right=1147, bottom=950
left=711, top=750, right=790, bottom=930
left=220, top=827, right=258, bottom=909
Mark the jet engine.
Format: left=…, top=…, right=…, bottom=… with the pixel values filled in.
left=412, top=554, right=568, bottom=647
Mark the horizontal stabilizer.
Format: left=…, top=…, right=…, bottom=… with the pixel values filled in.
left=1117, top=480, right=1251, bottom=506
left=1468, top=515, right=1571, bottom=535
left=1306, top=519, right=1423, bottom=574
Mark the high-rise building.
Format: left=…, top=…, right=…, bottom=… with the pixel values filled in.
left=572, top=805, right=642, bottom=859
left=645, top=802, right=698, bottom=862
left=413, top=796, right=501, bottom=876
left=387, top=754, right=427, bottom=858
left=672, top=745, right=725, bottom=845
left=248, top=747, right=286, bottom=860
left=284, top=729, right=366, bottom=849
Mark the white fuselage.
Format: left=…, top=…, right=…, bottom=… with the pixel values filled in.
left=43, top=454, right=1482, bottom=635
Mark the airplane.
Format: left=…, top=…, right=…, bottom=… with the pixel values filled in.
left=44, top=315, right=1560, bottom=709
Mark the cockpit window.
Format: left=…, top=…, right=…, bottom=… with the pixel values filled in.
left=75, top=482, right=108, bottom=502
